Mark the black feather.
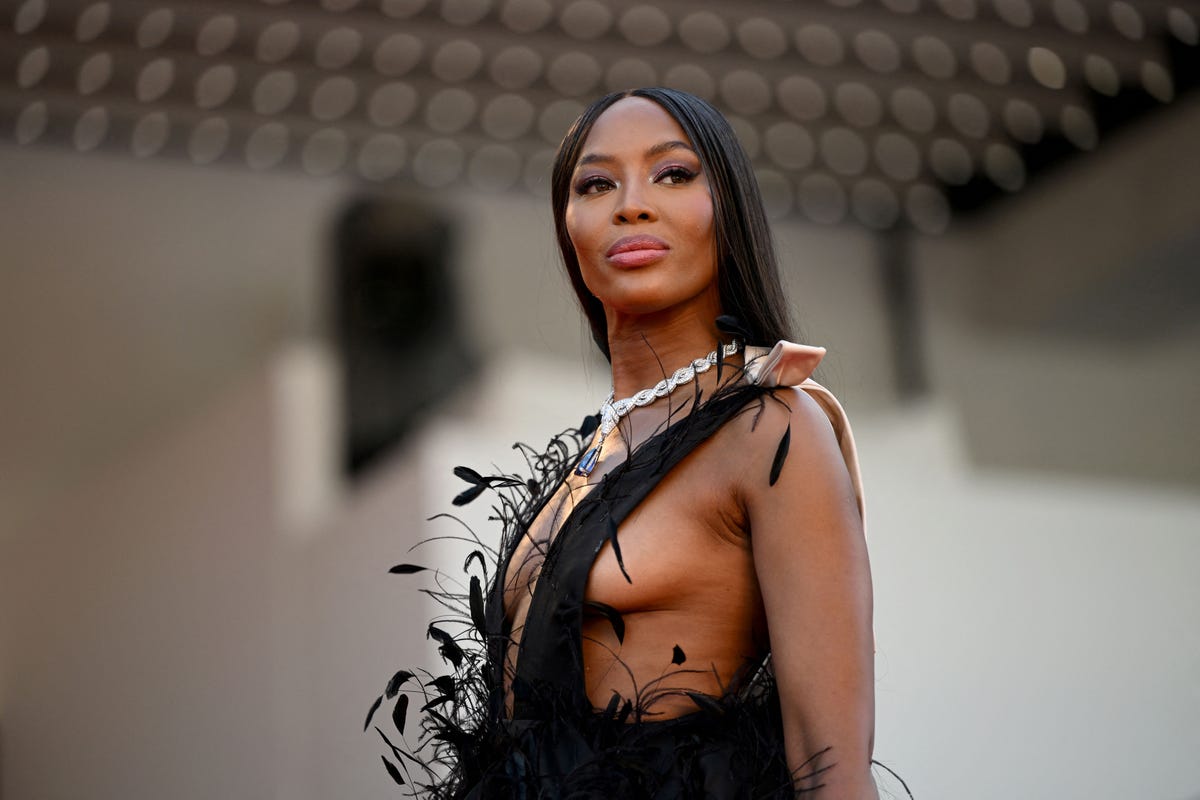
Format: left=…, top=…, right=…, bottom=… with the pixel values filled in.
left=428, top=675, right=455, bottom=696
left=469, top=575, right=486, bottom=633
left=427, top=625, right=464, bottom=668
left=671, top=644, right=686, bottom=665
left=452, top=483, right=487, bottom=506
left=585, top=600, right=626, bottom=644
left=769, top=424, right=791, bottom=487
left=607, top=514, right=632, bottom=584
left=685, top=691, right=725, bottom=716
left=463, top=549, right=485, bottom=574
left=385, top=670, right=414, bottom=699
left=388, top=563, right=427, bottom=575
left=453, top=465, right=485, bottom=485
left=363, top=694, right=382, bottom=731
left=580, top=413, right=600, bottom=438
left=716, top=314, right=751, bottom=342
left=381, top=755, right=406, bottom=786
left=391, top=692, right=409, bottom=735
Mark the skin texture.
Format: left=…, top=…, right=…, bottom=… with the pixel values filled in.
left=503, top=97, right=878, bottom=798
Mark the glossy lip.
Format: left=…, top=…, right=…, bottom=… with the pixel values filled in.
left=606, top=235, right=670, bottom=268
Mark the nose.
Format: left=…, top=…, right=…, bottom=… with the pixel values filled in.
left=612, top=182, right=656, bottom=224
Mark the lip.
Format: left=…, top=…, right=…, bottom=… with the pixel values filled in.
left=606, top=235, right=670, bottom=267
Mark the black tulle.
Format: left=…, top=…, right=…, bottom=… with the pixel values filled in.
left=370, top=365, right=911, bottom=799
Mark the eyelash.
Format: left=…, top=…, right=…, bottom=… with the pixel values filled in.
left=573, top=166, right=698, bottom=196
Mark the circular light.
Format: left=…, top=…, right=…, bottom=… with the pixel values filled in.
left=15, top=101, right=49, bottom=145
left=257, top=21, right=301, bottom=63
left=874, top=132, right=921, bottom=181
left=14, top=0, right=47, bottom=34
left=188, top=117, right=230, bottom=164
left=77, top=52, right=113, bottom=95
left=913, top=36, right=956, bottom=79
left=1028, top=47, right=1067, bottom=89
left=970, top=41, right=1011, bottom=84
left=137, top=57, right=175, bottom=102
left=605, top=57, right=656, bottom=92
left=764, top=121, right=815, bottom=169
left=984, top=143, right=1025, bottom=191
left=777, top=75, right=827, bottom=121
left=425, top=88, right=477, bottom=133
left=381, top=0, right=426, bottom=18
left=834, top=82, right=883, bottom=127
left=727, top=115, right=760, bottom=158
left=489, top=45, right=542, bottom=89
left=938, top=0, right=978, bottom=20
left=854, top=30, right=901, bottom=73
left=1166, top=7, right=1199, bottom=46
left=432, top=40, right=484, bottom=82
left=310, top=76, right=358, bottom=121
left=890, top=86, right=937, bottom=133
left=367, top=81, right=418, bottom=127
left=821, top=127, right=868, bottom=175
left=737, top=17, right=787, bottom=59
left=1083, top=54, right=1120, bottom=96
left=441, top=0, right=491, bottom=25
left=75, top=3, right=111, bottom=42
left=560, top=0, right=612, bottom=40
left=851, top=179, right=900, bottom=229
left=756, top=169, right=794, bottom=219
left=538, top=99, right=584, bottom=144
left=992, top=0, right=1033, bottom=27
left=1003, top=98, right=1043, bottom=142
left=413, top=138, right=465, bottom=187
left=523, top=148, right=556, bottom=195
left=721, top=70, right=772, bottom=115
left=678, top=11, right=730, bottom=54
left=481, top=93, right=535, bottom=140
left=131, top=111, right=170, bottom=158
left=196, top=14, right=237, bottom=56
left=905, top=184, right=951, bottom=234
left=929, top=138, right=973, bottom=185
left=1052, top=0, right=1089, bottom=33
left=73, top=106, right=109, bottom=151
left=1060, top=105, right=1098, bottom=149
left=500, top=0, right=553, bottom=33
left=468, top=144, right=521, bottom=191
left=137, top=8, right=174, bottom=48
left=1110, top=2, right=1144, bottom=39
left=17, top=46, right=50, bottom=89
left=195, top=64, right=237, bottom=109
left=245, top=122, right=290, bottom=170
left=252, top=70, right=297, bottom=114
left=357, top=133, right=406, bottom=181
left=618, top=5, right=671, bottom=46
left=374, top=33, right=423, bottom=77
left=315, top=27, right=363, bottom=69
left=663, top=63, right=715, bottom=100
left=547, top=51, right=601, bottom=96
left=795, top=24, right=844, bottom=66
left=1141, top=61, right=1174, bottom=102
left=798, top=174, right=848, bottom=225
left=947, top=93, right=989, bottom=138
left=301, top=128, right=349, bottom=175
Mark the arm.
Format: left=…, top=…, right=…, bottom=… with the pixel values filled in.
left=743, top=388, right=878, bottom=799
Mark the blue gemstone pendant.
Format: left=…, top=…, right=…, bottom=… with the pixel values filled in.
left=574, top=445, right=600, bottom=477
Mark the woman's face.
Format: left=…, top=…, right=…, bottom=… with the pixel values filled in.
left=565, top=96, right=719, bottom=322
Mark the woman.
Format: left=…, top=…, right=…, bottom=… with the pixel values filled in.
left=372, top=88, right=901, bottom=799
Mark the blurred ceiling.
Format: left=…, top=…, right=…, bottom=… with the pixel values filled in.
left=2, top=0, right=1198, bottom=232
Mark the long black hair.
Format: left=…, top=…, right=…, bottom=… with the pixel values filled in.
left=550, top=87, right=794, bottom=360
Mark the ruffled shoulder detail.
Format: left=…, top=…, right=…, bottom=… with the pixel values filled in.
left=746, top=341, right=866, bottom=526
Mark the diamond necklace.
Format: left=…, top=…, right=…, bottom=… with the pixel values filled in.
left=574, top=340, right=742, bottom=477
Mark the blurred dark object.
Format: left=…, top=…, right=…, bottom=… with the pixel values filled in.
left=334, top=196, right=476, bottom=476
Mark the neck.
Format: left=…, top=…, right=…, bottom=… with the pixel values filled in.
left=605, top=307, right=726, bottom=399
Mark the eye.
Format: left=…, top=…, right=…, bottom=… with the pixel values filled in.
left=656, top=165, right=697, bottom=185
left=574, top=175, right=613, bottom=195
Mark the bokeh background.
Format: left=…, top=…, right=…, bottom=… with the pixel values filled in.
left=2, top=1, right=1199, bottom=798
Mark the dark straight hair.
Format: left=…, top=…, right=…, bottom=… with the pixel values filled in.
left=550, top=87, right=794, bottom=361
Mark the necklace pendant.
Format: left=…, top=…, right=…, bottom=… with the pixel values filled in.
left=574, top=444, right=601, bottom=477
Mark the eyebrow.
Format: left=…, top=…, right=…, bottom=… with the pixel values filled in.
left=576, top=140, right=696, bottom=168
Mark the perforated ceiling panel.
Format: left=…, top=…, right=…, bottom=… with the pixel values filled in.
left=4, top=0, right=1198, bottom=231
